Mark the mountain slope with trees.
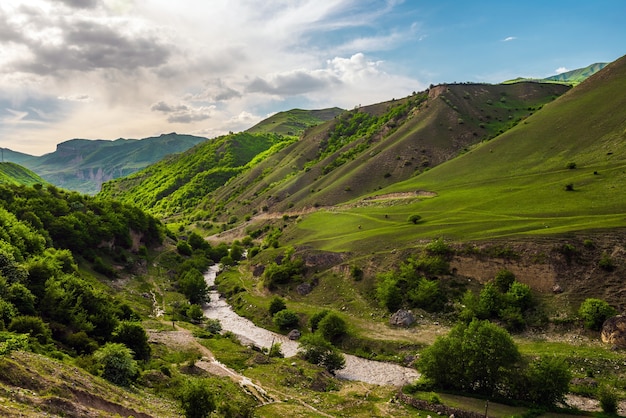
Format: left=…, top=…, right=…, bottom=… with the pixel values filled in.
left=0, top=162, right=46, bottom=186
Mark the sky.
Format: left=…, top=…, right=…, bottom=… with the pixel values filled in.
left=1, top=0, right=625, bottom=155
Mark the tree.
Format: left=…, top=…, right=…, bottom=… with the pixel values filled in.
left=273, top=309, right=299, bottom=330
left=113, top=321, right=151, bottom=360
left=417, top=319, right=521, bottom=396
left=494, top=269, right=515, bottom=292
left=178, top=268, right=209, bottom=304
left=299, top=334, right=346, bottom=374
left=578, top=298, right=616, bottom=331
left=178, top=378, right=215, bottom=418
left=317, top=312, right=347, bottom=342
left=521, top=357, right=571, bottom=406
left=268, top=296, right=286, bottom=316
left=8, top=316, right=52, bottom=344
left=309, top=309, right=330, bottom=332
left=93, top=342, right=138, bottom=386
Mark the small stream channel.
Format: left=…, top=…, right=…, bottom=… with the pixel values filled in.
left=202, top=265, right=420, bottom=386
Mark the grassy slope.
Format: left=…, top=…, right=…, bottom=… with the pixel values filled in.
left=0, top=162, right=46, bottom=186
left=214, top=83, right=568, bottom=223
left=246, top=107, right=344, bottom=136
left=292, top=56, right=626, bottom=250
left=503, top=62, right=607, bottom=86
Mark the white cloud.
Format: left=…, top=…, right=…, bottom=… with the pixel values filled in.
left=502, top=36, right=516, bottom=42
left=0, top=0, right=424, bottom=153
left=555, top=67, right=570, bottom=74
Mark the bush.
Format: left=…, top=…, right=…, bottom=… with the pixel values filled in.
left=494, top=269, right=515, bottom=292
left=205, top=318, right=222, bottom=334
left=408, top=214, right=422, bottom=224
left=578, top=298, right=616, bottom=331
left=176, top=240, right=193, bottom=256
left=113, top=321, right=151, bottom=360
left=93, top=342, right=138, bottom=386
left=8, top=315, right=52, bottom=344
left=309, top=309, right=330, bottom=332
left=317, top=312, right=347, bottom=342
left=178, top=378, right=215, bottom=418
left=598, top=384, right=619, bottom=415
left=417, top=319, right=520, bottom=396
left=298, top=334, right=346, bottom=374
left=268, top=297, right=287, bottom=316
left=272, top=309, right=299, bottom=330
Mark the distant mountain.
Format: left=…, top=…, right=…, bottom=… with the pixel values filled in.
left=0, top=148, right=37, bottom=165
left=503, top=62, right=608, bottom=86
left=3, top=133, right=208, bottom=194
left=0, top=162, right=46, bottom=186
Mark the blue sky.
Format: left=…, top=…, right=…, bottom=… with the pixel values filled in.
left=1, top=0, right=625, bottom=155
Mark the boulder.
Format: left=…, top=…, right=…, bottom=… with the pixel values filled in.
left=601, top=315, right=626, bottom=348
left=389, top=309, right=416, bottom=327
left=296, top=282, right=312, bottom=296
left=288, top=329, right=301, bottom=340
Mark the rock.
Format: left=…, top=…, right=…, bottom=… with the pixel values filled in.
left=288, top=329, right=301, bottom=340
left=389, top=309, right=415, bottom=327
left=552, top=283, right=563, bottom=294
left=296, top=283, right=312, bottom=296
left=601, top=315, right=626, bottom=348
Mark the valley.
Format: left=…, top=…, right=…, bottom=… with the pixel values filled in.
left=0, top=55, right=625, bottom=417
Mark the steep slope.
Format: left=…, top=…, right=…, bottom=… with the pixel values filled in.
left=4, top=133, right=207, bottom=194
left=0, top=148, right=37, bottom=165
left=294, top=54, right=626, bottom=248
left=0, top=162, right=46, bottom=186
left=211, top=82, right=568, bottom=219
left=99, top=132, right=295, bottom=218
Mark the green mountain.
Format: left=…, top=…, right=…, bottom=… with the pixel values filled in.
left=246, top=107, right=344, bottom=135
left=0, top=162, right=46, bottom=186
left=503, top=62, right=607, bottom=86
left=3, top=133, right=208, bottom=195
left=103, top=83, right=569, bottom=220
left=282, top=53, right=626, bottom=261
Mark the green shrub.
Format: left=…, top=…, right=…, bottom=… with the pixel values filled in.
left=273, top=309, right=299, bottom=330
left=578, top=298, right=616, bottom=331
left=178, top=378, right=215, bottom=418
left=93, top=342, right=138, bottom=386
left=268, top=297, right=287, bottom=316
left=309, top=310, right=330, bottom=332
left=598, top=384, right=619, bottom=415
left=8, top=315, right=52, bottom=344
left=408, top=214, right=422, bottom=224
left=317, top=312, right=347, bottom=342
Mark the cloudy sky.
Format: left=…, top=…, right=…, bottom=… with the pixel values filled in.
left=1, top=0, right=625, bottom=155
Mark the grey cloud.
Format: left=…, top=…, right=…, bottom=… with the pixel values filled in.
left=151, top=101, right=188, bottom=112
left=246, top=70, right=339, bottom=96
left=54, top=0, right=100, bottom=9
left=187, top=79, right=242, bottom=102
left=151, top=100, right=213, bottom=124
left=3, top=9, right=172, bottom=76
left=166, top=112, right=211, bottom=123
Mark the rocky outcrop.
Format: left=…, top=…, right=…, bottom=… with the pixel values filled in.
left=601, top=315, right=626, bottom=348
left=389, top=309, right=415, bottom=327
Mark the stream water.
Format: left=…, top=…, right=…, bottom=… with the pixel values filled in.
left=202, top=265, right=420, bottom=386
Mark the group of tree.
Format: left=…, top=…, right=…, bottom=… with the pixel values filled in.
left=262, top=247, right=306, bottom=289
left=376, top=249, right=450, bottom=313
left=416, top=319, right=571, bottom=407
left=0, top=183, right=156, bottom=387
left=460, top=269, right=536, bottom=330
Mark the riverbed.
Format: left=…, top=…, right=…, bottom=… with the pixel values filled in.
left=203, top=265, right=420, bottom=386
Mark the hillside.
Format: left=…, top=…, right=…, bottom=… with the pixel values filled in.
left=3, top=133, right=207, bottom=195
left=503, top=62, right=607, bottom=86
left=103, top=82, right=569, bottom=221
left=246, top=107, right=344, bottom=135
left=0, top=162, right=46, bottom=186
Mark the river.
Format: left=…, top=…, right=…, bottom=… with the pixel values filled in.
left=203, top=265, right=420, bottom=386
